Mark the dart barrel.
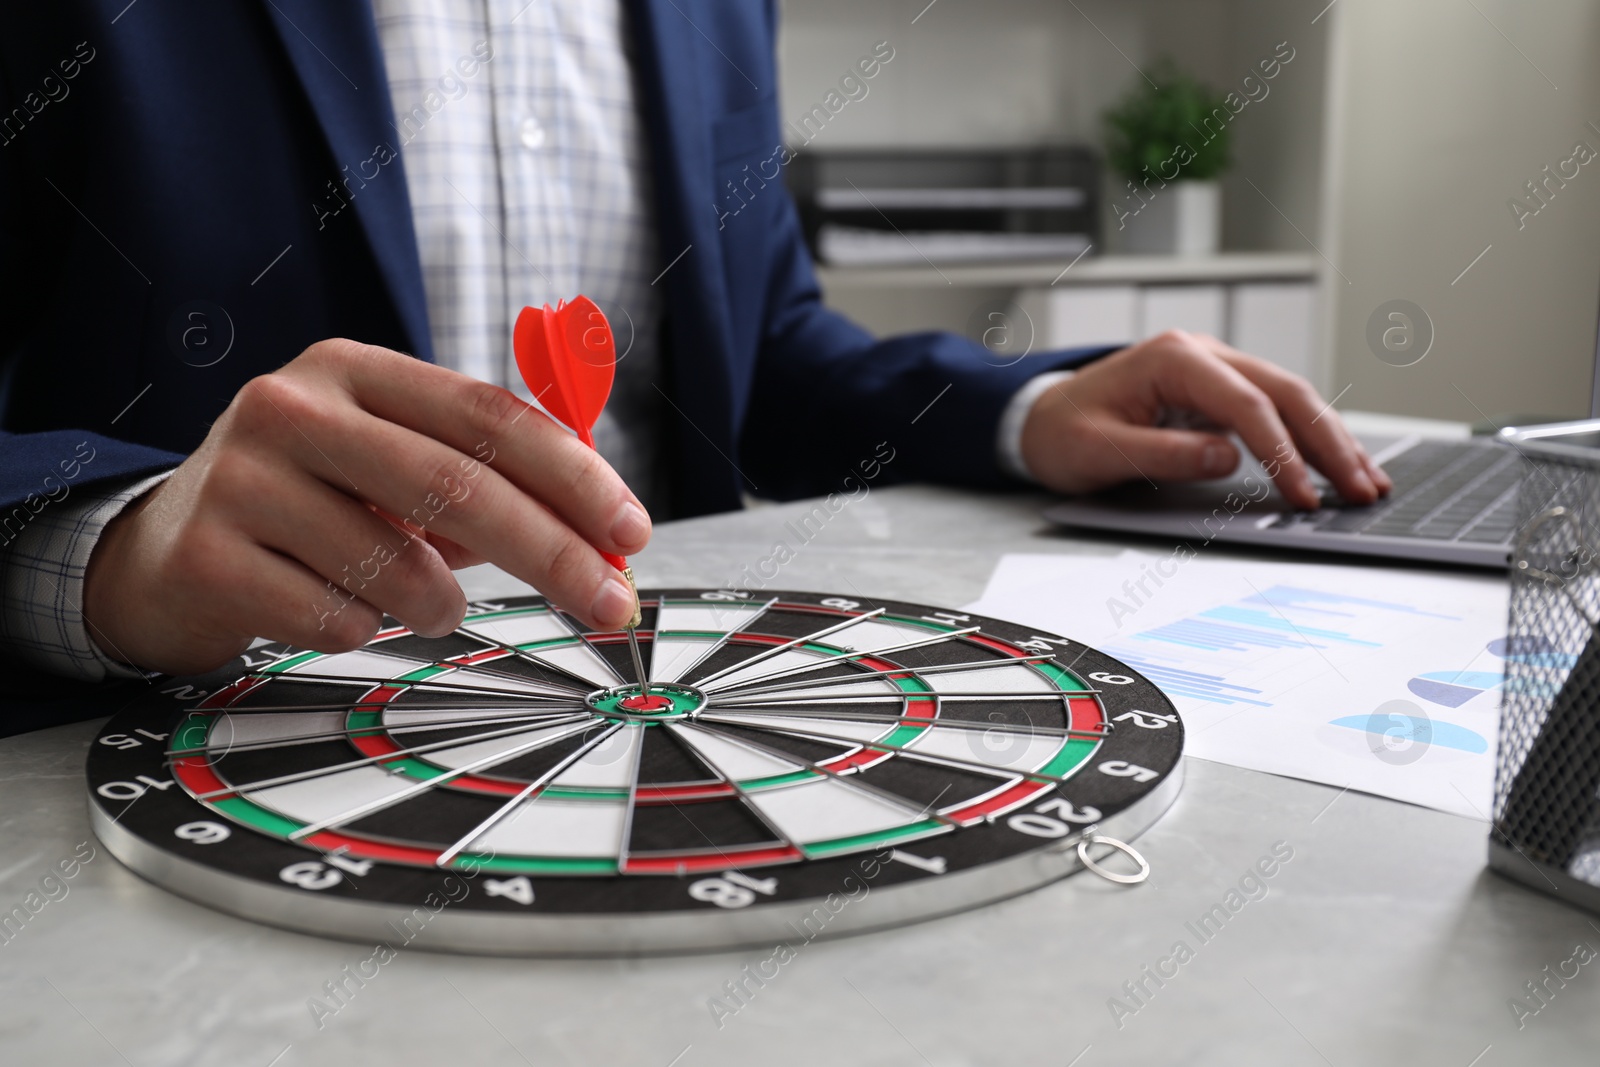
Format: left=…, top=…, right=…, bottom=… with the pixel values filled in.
left=1492, top=421, right=1600, bottom=913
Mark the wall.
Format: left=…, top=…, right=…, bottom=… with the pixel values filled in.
left=776, top=0, right=1331, bottom=255
left=1323, top=0, right=1600, bottom=422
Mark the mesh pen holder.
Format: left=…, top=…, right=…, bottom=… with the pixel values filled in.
left=1492, top=420, right=1600, bottom=911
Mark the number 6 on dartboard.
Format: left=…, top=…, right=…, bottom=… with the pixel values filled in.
left=83, top=589, right=1183, bottom=953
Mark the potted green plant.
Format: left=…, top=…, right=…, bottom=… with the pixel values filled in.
left=1103, top=61, right=1233, bottom=255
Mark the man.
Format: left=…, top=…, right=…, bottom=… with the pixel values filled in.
left=0, top=1, right=1387, bottom=693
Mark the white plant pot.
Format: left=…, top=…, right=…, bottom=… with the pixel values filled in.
left=1121, top=179, right=1221, bottom=257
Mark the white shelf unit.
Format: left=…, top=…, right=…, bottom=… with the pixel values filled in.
left=781, top=0, right=1338, bottom=387
left=816, top=253, right=1319, bottom=379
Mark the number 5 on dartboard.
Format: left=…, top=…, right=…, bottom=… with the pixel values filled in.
left=83, top=589, right=1183, bottom=954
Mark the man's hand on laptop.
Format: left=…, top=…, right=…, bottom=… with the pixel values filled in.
left=1019, top=330, right=1393, bottom=510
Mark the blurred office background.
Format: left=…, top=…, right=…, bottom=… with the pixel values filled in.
left=776, top=0, right=1600, bottom=424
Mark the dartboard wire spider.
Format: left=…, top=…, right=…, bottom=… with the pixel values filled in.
left=451, top=621, right=618, bottom=693
left=705, top=653, right=1066, bottom=698
left=693, top=714, right=1092, bottom=788
left=690, top=608, right=889, bottom=687
left=695, top=704, right=1110, bottom=742
left=285, top=718, right=622, bottom=841
left=546, top=607, right=631, bottom=687
left=433, top=722, right=627, bottom=867
left=277, top=639, right=598, bottom=696
left=615, top=721, right=649, bottom=873
left=654, top=596, right=781, bottom=684
left=651, top=728, right=813, bottom=863
left=175, top=697, right=583, bottom=716
left=189, top=714, right=599, bottom=800
left=708, top=692, right=1103, bottom=707
left=166, top=707, right=594, bottom=759
left=676, top=719, right=965, bottom=829
left=697, top=626, right=982, bottom=695
left=241, top=669, right=589, bottom=702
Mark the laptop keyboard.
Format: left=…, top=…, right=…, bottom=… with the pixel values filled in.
left=1267, top=440, right=1520, bottom=545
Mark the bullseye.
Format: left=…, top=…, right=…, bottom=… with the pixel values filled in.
left=585, top=682, right=705, bottom=721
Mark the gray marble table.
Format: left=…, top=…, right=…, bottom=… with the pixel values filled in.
left=2, top=484, right=1596, bottom=1067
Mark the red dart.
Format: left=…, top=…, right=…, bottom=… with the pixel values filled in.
left=513, top=297, right=647, bottom=684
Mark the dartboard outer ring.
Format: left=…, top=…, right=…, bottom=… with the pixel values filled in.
left=86, top=589, right=1184, bottom=956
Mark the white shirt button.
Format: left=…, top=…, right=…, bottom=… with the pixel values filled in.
left=519, top=115, right=546, bottom=149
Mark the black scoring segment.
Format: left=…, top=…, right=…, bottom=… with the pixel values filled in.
left=849, top=748, right=1016, bottom=810
left=636, top=727, right=719, bottom=787
left=933, top=699, right=1069, bottom=731
left=451, top=656, right=587, bottom=692
left=344, top=783, right=515, bottom=847
left=628, top=797, right=780, bottom=855
left=373, top=632, right=493, bottom=662
left=467, top=722, right=614, bottom=783
left=697, top=722, right=855, bottom=765
left=86, top=590, right=1181, bottom=952
left=233, top=680, right=367, bottom=709
left=208, top=739, right=364, bottom=788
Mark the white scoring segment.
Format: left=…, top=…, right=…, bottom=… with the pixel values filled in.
left=415, top=664, right=581, bottom=697
left=717, top=674, right=906, bottom=702
left=459, top=611, right=617, bottom=687
left=669, top=723, right=808, bottom=780
left=925, top=663, right=1059, bottom=694
left=745, top=776, right=928, bottom=846
left=273, top=646, right=576, bottom=698
left=698, top=713, right=888, bottom=746
left=473, top=796, right=627, bottom=858
left=545, top=725, right=642, bottom=790
left=654, top=599, right=773, bottom=635
left=821, top=618, right=947, bottom=653
left=246, top=765, right=420, bottom=825
left=401, top=721, right=597, bottom=772
left=211, top=711, right=347, bottom=749
left=647, top=636, right=717, bottom=687
left=649, top=599, right=774, bottom=683
left=381, top=707, right=582, bottom=731
left=699, top=649, right=841, bottom=691
left=700, top=617, right=949, bottom=691
left=281, top=649, right=424, bottom=682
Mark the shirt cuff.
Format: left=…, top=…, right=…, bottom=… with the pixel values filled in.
left=0, top=469, right=176, bottom=681
left=995, top=370, right=1075, bottom=483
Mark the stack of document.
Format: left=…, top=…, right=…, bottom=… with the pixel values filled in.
left=968, top=551, right=1509, bottom=818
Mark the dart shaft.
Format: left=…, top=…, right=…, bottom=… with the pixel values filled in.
left=620, top=565, right=647, bottom=686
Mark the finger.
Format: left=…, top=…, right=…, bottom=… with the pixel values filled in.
left=1096, top=423, right=1241, bottom=484
left=242, top=465, right=468, bottom=637
left=198, top=539, right=386, bottom=657
left=302, top=341, right=650, bottom=556
left=228, top=372, right=637, bottom=631
left=1148, top=341, right=1321, bottom=509
left=422, top=531, right=488, bottom=570
left=373, top=506, right=487, bottom=569
left=1206, top=342, right=1381, bottom=505
left=1360, top=449, right=1394, bottom=494
left=240, top=375, right=633, bottom=630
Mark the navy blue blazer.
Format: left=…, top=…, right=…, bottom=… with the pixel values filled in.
left=0, top=0, right=1111, bottom=527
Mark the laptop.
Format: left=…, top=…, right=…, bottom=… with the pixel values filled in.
left=1040, top=309, right=1600, bottom=569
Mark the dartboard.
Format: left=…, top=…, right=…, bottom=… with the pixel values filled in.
left=87, top=590, right=1183, bottom=954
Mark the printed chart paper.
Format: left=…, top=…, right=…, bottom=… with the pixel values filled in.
left=969, top=552, right=1510, bottom=819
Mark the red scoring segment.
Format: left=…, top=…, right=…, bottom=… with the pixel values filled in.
left=620, top=694, right=673, bottom=712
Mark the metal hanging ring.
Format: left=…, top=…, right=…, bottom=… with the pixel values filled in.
left=1077, top=833, right=1150, bottom=885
